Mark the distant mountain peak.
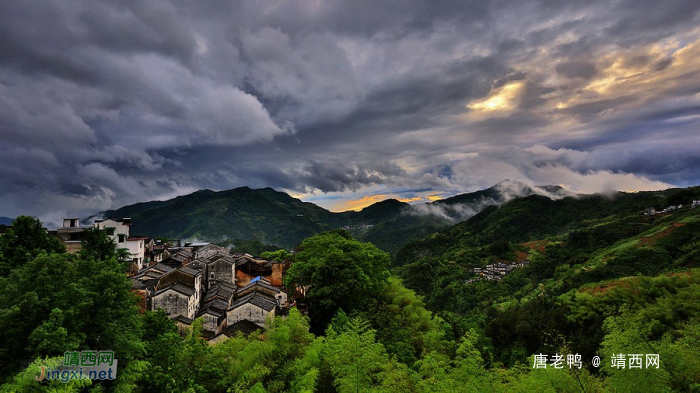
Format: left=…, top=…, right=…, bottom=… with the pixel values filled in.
left=491, top=178, right=529, bottom=187
left=359, top=198, right=408, bottom=213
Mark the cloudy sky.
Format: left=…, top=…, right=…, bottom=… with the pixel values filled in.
left=1, top=0, right=699, bottom=222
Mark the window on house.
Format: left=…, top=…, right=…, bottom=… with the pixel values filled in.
left=118, top=234, right=126, bottom=243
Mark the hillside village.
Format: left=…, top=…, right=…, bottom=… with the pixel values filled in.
left=51, top=217, right=297, bottom=342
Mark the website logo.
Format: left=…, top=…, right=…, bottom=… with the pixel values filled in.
left=35, top=351, right=118, bottom=383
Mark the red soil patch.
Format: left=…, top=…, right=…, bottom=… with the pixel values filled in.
left=520, top=240, right=548, bottom=253
left=666, top=270, right=694, bottom=278
left=637, top=223, right=685, bottom=247
left=581, top=277, right=638, bottom=295
left=514, top=240, right=548, bottom=262
left=514, top=250, right=529, bottom=262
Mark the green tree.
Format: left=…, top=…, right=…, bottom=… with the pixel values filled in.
left=362, top=277, right=453, bottom=365
left=0, top=251, right=144, bottom=379
left=284, top=230, right=390, bottom=334
left=79, top=227, right=116, bottom=261
left=0, top=216, right=64, bottom=275
left=292, top=317, right=407, bottom=393
left=0, top=356, right=92, bottom=392
left=260, top=249, right=293, bottom=262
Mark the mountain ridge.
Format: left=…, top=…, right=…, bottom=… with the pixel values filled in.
left=99, top=180, right=579, bottom=252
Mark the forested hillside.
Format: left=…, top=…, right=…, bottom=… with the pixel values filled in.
left=391, top=186, right=700, bottom=391
left=102, top=181, right=556, bottom=253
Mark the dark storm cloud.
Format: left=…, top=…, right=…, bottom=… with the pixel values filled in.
left=556, top=61, right=597, bottom=79
left=473, top=113, right=550, bottom=134
left=606, top=0, right=700, bottom=47
left=560, top=96, right=639, bottom=122
left=0, top=0, right=698, bottom=222
left=295, top=161, right=407, bottom=193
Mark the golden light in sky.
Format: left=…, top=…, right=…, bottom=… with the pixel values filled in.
left=331, top=194, right=424, bottom=212
left=468, top=81, right=525, bottom=112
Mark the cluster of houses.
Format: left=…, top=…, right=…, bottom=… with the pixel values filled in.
left=51, top=217, right=295, bottom=341
left=466, top=260, right=530, bottom=284
left=645, top=200, right=700, bottom=216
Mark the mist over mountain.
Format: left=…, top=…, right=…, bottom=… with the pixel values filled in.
left=101, top=180, right=567, bottom=252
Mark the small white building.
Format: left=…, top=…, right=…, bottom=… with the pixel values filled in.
left=94, top=218, right=146, bottom=270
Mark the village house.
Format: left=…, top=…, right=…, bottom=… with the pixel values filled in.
left=133, top=262, right=175, bottom=292
left=149, top=265, right=203, bottom=319
left=204, top=282, right=236, bottom=305
left=226, top=291, right=278, bottom=328
left=234, top=253, right=287, bottom=287
left=157, top=266, right=203, bottom=303
left=193, top=243, right=223, bottom=259
left=151, top=282, right=199, bottom=320
left=53, top=218, right=88, bottom=254
left=198, top=282, right=236, bottom=336
left=206, top=254, right=236, bottom=289
left=237, top=277, right=288, bottom=306
left=180, top=244, right=236, bottom=293
left=161, top=250, right=191, bottom=269
left=94, top=218, right=146, bottom=271
left=209, top=320, right=263, bottom=344
left=198, top=298, right=229, bottom=335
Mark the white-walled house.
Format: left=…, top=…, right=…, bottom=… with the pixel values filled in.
left=94, top=218, right=146, bottom=271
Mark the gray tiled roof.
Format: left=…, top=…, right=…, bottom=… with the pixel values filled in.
left=151, top=263, right=175, bottom=273
left=179, top=266, right=201, bottom=276
left=154, top=282, right=196, bottom=297
left=188, top=258, right=209, bottom=266
left=234, top=256, right=269, bottom=266
left=238, top=279, right=287, bottom=295
left=230, top=292, right=277, bottom=312
left=197, top=305, right=224, bottom=318
left=205, top=284, right=234, bottom=302
left=222, top=320, right=263, bottom=337
left=169, top=254, right=187, bottom=263
left=172, top=315, right=193, bottom=325
left=142, top=279, right=159, bottom=291
left=201, top=298, right=229, bottom=313
left=131, top=279, right=146, bottom=290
